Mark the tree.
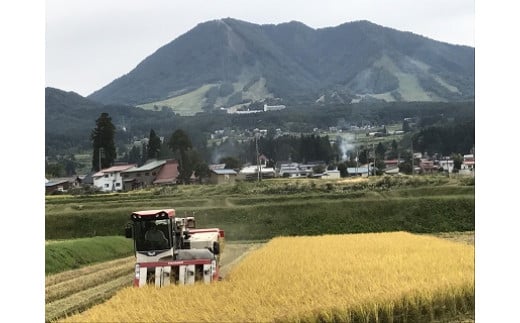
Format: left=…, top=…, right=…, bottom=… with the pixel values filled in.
left=219, top=156, right=241, bottom=170
left=391, top=140, right=398, bottom=152
left=193, top=156, right=211, bottom=183
left=141, top=142, right=149, bottom=164
left=375, top=142, right=386, bottom=160
left=398, top=161, right=413, bottom=174
left=126, top=146, right=142, bottom=165
left=358, top=147, right=370, bottom=165
left=45, top=161, right=64, bottom=178
left=337, top=163, right=348, bottom=177
left=451, top=153, right=463, bottom=172
left=168, top=129, right=193, bottom=184
left=375, top=159, right=386, bottom=175
left=386, top=139, right=399, bottom=159
left=147, top=129, right=162, bottom=159
left=158, top=141, right=174, bottom=160
left=91, top=112, right=116, bottom=171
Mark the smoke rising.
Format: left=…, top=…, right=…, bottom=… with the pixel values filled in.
left=338, top=133, right=356, bottom=162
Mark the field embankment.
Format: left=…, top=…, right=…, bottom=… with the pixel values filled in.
left=45, top=175, right=474, bottom=241
left=60, top=232, right=474, bottom=323
left=46, top=236, right=133, bottom=275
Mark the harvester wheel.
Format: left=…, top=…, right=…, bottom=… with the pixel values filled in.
left=213, top=241, right=220, bottom=255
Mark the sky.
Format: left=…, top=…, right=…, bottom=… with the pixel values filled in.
left=45, top=0, right=475, bottom=97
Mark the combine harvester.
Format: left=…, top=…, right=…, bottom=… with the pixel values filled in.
left=125, top=209, right=224, bottom=287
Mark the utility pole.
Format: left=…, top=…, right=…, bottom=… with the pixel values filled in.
left=255, top=133, right=260, bottom=182
left=367, top=144, right=370, bottom=178
left=411, top=139, right=414, bottom=176
left=373, top=142, right=376, bottom=176
left=356, top=148, right=359, bottom=175
left=355, top=132, right=359, bottom=176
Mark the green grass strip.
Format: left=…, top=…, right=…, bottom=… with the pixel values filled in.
left=45, top=236, right=134, bottom=275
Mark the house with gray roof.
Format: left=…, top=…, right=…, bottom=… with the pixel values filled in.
left=45, top=176, right=81, bottom=194
left=210, top=169, right=237, bottom=184
left=121, top=159, right=167, bottom=190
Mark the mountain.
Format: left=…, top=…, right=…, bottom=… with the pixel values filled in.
left=46, top=86, right=474, bottom=158
left=87, top=18, right=474, bottom=115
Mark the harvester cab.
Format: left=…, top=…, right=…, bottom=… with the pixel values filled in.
left=125, top=209, right=224, bottom=287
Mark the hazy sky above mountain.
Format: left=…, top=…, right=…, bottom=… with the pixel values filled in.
left=45, top=0, right=475, bottom=97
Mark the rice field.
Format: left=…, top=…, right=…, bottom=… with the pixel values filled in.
left=61, top=232, right=474, bottom=322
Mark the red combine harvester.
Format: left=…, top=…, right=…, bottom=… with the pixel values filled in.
left=125, top=209, right=224, bottom=287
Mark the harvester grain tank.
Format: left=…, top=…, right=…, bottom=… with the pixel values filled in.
left=125, top=209, right=224, bottom=287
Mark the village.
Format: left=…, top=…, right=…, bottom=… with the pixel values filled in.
left=45, top=150, right=475, bottom=195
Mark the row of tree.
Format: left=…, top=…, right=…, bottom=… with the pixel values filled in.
left=46, top=110, right=474, bottom=179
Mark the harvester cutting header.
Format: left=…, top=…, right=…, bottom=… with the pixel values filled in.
left=125, top=209, right=224, bottom=287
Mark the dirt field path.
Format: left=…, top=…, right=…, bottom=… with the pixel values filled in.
left=219, top=242, right=265, bottom=278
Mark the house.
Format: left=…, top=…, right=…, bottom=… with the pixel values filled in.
left=210, top=169, right=238, bottom=184
left=45, top=176, right=81, bottom=194
left=277, top=162, right=309, bottom=178
left=299, top=161, right=326, bottom=173
left=384, top=166, right=400, bottom=175
left=238, top=165, right=276, bottom=180
left=153, top=159, right=179, bottom=185
left=460, top=154, right=475, bottom=175
left=384, top=159, right=404, bottom=168
left=209, top=163, right=226, bottom=171
left=382, top=159, right=402, bottom=174
left=238, top=153, right=276, bottom=180
left=276, top=161, right=330, bottom=178
left=324, top=169, right=341, bottom=179
left=92, top=164, right=136, bottom=192
left=46, top=180, right=69, bottom=194
left=78, top=172, right=94, bottom=186
left=462, top=154, right=475, bottom=170
left=438, top=159, right=455, bottom=173
left=121, top=159, right=167, bottom=191
left=346, top=167, right=370, bottom=177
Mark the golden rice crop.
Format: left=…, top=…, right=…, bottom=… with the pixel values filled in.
left=62, top=232, right=474, bottom=322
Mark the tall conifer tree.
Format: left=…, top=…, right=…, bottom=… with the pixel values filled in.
left=147, top=129, right=162, bottom=160
left=91, top=112, right=116, bottom=171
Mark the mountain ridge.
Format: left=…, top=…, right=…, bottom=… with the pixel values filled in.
left=87, top=18, right=474, bottom=114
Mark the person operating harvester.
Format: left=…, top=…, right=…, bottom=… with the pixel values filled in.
left=145, top=222, right=168, bottom=246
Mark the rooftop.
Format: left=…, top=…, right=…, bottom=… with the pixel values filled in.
left=153, top=160, right=179, bottom=184
left=347, top=167, right=370, bottom=174
left=123, top=160, right=167, bottom=173
left=93, top=164, right=136, bottom=177
left=212, top=169, right=238, bottom=175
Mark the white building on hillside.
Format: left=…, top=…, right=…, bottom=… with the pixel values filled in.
left=264, top=104, right=286, bottom=112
